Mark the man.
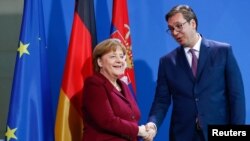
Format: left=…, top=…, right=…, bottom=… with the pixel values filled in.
left=144, top=4, right=245, bottom=141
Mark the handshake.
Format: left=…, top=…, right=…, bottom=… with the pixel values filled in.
left=138, top=122, right=157, bottom=141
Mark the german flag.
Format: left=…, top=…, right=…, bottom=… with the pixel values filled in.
left=55, top=0, right=96, bottom=140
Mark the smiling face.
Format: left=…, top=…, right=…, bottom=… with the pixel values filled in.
left=167, top=13, right=198, bottom=47
left=92, top=39, right=127, bottom=82
left=98, top=47, right=126, bottom=81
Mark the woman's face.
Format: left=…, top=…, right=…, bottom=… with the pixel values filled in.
left=98, top=47, right=126, bottom=81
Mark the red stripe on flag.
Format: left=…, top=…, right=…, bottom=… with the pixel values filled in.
left=62, top=12, right=93, bottom=110
left=111, top=0, right=136, bottom=94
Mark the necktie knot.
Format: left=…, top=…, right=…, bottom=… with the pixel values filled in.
left=189, top=48, right=195, bottom=55
left=189, top=49, right=198, bottom=77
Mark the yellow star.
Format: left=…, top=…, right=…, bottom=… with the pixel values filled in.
left=5, top=126, right=17, bottom=141
left=17, top=41, right=30, bottom=58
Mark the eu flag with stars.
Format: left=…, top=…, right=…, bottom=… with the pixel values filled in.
left=5, top=0, right=54, bottom=140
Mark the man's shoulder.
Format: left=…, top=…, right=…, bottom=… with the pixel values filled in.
left=160, top=47, right=180, bottom=61
left=202, top=38, right=231, bottom=48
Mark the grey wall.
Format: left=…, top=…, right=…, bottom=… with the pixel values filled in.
left=0, top=0, right=23, bottom=139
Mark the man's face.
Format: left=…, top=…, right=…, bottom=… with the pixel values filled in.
left=167, top=13, right=197, bottom=47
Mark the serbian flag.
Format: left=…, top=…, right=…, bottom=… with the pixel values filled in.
left=55, top=0, right=96, bottom=140
left=110, top=0, right=136, bottom=96
left=5, top=0, right=54, bottom=140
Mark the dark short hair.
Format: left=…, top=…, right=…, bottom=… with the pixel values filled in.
left=92, top=38, right=126, bottom=72
left=165, top=5, right=198, bottom=30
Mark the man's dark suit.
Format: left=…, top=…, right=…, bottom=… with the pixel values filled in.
left=148, top=37, right=245, bottom=141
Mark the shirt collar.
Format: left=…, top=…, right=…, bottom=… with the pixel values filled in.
left=184, top=33, right=202, bottom=53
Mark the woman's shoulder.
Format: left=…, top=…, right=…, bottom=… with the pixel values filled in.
left=85, top=73, right=106, bottom=85
left=84, top=72, right=110, bottom=85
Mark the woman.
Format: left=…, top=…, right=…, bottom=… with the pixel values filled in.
left=82, top=39, right=147, bottom=141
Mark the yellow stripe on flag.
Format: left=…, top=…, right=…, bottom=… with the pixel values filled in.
left=55, top=89, right=83, bottom=141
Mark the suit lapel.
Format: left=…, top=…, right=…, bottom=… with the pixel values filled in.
left=105, top=79, right=130, bottom=104
left=196, top=39, right=210, bottom=80
left=178, top=47, right=195, bottom=81
left=97, top=73, right=130, bottom=103
left=177, top=38, right=211, bottom=81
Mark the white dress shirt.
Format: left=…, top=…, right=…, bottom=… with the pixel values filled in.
left=184, top=34, right=202, bottom=67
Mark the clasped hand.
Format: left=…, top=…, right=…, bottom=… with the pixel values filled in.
left=138, top=122, right=157, bottom=141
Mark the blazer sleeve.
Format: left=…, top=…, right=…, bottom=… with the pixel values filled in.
left=225, top=47, right=245, bottom=124
left=148, top=57, right=172, bottom=127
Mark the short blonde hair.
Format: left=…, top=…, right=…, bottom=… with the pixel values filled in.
left=93, top=38, right=126, bottom=72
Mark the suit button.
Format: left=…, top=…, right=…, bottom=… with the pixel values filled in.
left=195, top=98, right=199, bottom=102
